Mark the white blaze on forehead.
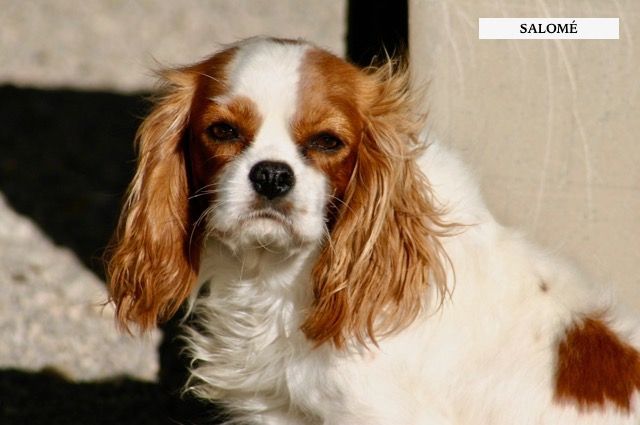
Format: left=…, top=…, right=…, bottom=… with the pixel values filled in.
left=223, top=40, right=309, bottom=158
left=227, top=40, right=308, bottom=115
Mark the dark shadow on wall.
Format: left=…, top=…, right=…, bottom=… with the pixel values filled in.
left=0, top=368, right=224, bottom=425
left=0, top=85, right=143, bottom=279
left=0, top=368, right=166, bottom=425
left=0, top=85, right=214, bottom=424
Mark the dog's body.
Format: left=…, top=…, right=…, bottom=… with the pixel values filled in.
left=108, top=38, right=640, bottom=424
left=188, top=142, right=640, bottom=425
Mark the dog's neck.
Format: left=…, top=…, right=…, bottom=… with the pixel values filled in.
left=196, top=237, right=320, bottom=295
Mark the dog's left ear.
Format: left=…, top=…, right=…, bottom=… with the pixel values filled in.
left=106, top=68, right=203, bottom=332
left=302, top=61, right=450, bottom=348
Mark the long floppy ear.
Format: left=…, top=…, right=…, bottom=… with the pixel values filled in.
left=301, top=61, right=451, bottom=348
left=106, top=69, right=202, bottom=331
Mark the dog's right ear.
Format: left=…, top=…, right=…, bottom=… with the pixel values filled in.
left=301, top=60, right=451, bottom=348
left=106, top=68, right=201, bottom=332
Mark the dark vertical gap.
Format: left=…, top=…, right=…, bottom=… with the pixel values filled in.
left=347, top=0, right=409, bottom=67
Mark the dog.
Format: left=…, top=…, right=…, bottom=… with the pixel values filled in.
left=107, top=37, right=640, bottom=424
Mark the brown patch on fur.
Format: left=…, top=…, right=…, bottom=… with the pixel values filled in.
left=189, top=94, right=262, bottom=195
left=292, top=49, right=364, bottom=202
left=539, top=281, right=549, bottom=292
left=298, top=49, right=453, bottom=348
left=554, top=315, right=640, bottom=412
left=106, top=48, right=238, bottom=331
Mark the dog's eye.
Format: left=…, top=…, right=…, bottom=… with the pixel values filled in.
left=308, top=133, right=344, bottom=152
left=206, top=122, right=240, bottom=142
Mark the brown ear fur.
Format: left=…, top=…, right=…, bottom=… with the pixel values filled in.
left=301, top=61, right=451, bottom=348
left=106, top=69, right=201, bottom=331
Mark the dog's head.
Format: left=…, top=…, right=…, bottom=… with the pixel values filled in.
left=107, top=37, right=448, bottom=347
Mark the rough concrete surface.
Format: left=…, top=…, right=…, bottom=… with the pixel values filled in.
left=0, top=193, right=160, bottom=382
left=0, top=0, right=347, bottom=92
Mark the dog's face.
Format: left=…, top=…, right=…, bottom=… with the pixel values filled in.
left=108, top=38, right=447, bottom=347
left=188, top=41, right=362, bottom=252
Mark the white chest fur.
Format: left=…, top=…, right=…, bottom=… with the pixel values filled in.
left=186, top=244, right=321, bottom=408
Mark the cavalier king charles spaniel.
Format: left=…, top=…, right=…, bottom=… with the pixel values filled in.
left=107, top=37, right=640, bottom=424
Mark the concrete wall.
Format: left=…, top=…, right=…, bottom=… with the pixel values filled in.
left=0, top=0, right=346, bottom=91
left=410, top=1, right=640, bottom=309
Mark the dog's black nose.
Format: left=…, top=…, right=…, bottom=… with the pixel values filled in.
left=249, top=161, right=295, bottom=199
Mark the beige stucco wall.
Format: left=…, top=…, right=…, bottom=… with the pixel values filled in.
left=0, top=0, right=346, bottom=91
left=410, top=1, right=640, bottom=310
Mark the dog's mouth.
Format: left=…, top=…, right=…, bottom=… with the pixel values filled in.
left=240, top=208, right=293, bottom=227
left=218, top=206, right=306, bottom=250
left=210, top=202, right=319, bottom=252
